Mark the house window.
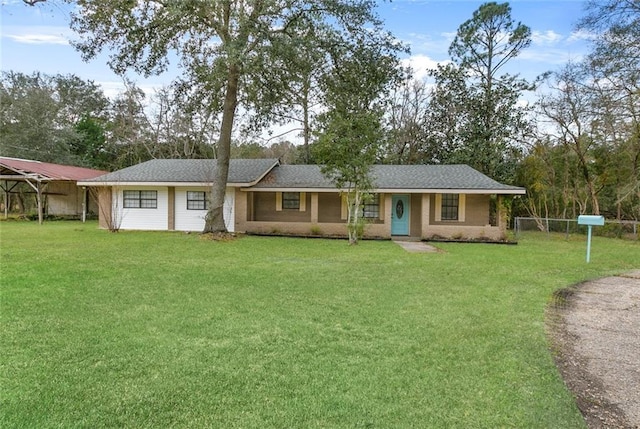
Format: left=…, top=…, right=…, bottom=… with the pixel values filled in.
left=282, top=192, right=300, bottom=210
left=123, top=190, right=157, bottom=209
left=441, top=193, right=459, bottom=220
left=362, top=194, right=380, bottom=218
left=187, top=191, right=209, bottom=210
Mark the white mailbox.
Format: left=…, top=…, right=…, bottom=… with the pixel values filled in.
left=578, top=215, right=605, bottom=226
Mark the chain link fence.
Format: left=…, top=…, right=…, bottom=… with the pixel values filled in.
left=514, top=217, right=639, bottom=240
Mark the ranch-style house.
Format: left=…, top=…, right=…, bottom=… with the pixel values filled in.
left=79, top=158, right=526, bottom=240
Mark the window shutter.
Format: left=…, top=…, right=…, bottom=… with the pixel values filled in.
left=435, top=194, right=442, bottom=222
left=299, top=192, right=306, bottom=211
left=458, top=194, right=466, bottom=222
left=379, top=193, right=385, bottom=220
left=276, top=192, right=282, bottom=211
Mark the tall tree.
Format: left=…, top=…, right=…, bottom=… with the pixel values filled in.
left=430, top=2, right=533, bottom=182
left=145, top=86, right=218, bottom=160
left=0, top=71, right=108, bottom=166
left=48, top=0, right=403, bottom=233
left=577, top=0, right=640, bottom=81
left=517, top=1, right=640, bottom=222
left=313, top=45, right=402, bottom=244
left=423, top=63, right=472, bottom=164
left=384, top=77, right=431, bottom=164
left=73, top=114, right=111, bottom=169
left=537, top=65, right=607, bottom=215
left=578, top=0, right=640, bottom=219
left=106, top=81, right=153, bottom=169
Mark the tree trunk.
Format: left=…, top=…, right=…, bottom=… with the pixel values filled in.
left=204, top=64, right=240, bottom=233
left=346, top=188, right=362, bottom=245
left=580, top=162, right=600, bottom=215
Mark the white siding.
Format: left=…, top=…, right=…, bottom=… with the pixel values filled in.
left=174, top=187, right=236, bottom=232
left=175, top=187, right=207, bottom=232
left=114, top=186, right=168, bottom=231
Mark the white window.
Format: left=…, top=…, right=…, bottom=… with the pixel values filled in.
left=187, top=191, right=209, bottom=210
left=123, top=190, right=157, bottom=209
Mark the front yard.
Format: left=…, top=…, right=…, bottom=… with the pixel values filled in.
left=1, top=221, right=638, bottom=428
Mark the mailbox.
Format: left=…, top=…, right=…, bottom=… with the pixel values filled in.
left=577, top=215, right=605, bottom=263
left=578, top=215, right=604, bottom=226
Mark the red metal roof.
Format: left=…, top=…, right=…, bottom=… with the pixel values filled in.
left=0, top=157, right=108, bottom=181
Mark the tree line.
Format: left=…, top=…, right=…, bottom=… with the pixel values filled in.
left=4, top=0, right=639, bottom=227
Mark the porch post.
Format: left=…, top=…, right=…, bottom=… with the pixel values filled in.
left=167, top=187, right=175, bottom=231
left=36, top=182, right=43, bottom=224
left=3, top=181, right=8, bottom=219
left=311, top=193, right=319, bottom=224
left=82, top=186, right=87, bottom=223
left=421, top=194, right=431, bottom=238
left=497, top=195, right=507, bottom=232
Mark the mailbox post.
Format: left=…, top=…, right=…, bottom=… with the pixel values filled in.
left=577, top=215, right=605, bottom=263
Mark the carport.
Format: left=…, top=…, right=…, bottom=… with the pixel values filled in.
left=0, top=157, right=107, bottom=224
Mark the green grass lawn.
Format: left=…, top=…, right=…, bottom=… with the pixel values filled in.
left=1, top=221, right=638, bottom=428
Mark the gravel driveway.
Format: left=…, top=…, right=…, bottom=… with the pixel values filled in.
left=548, top=270, right=640, bottom=428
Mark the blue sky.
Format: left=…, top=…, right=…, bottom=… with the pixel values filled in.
left=1, top=0, right=593, bottom=98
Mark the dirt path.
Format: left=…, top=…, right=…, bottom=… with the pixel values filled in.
left=547, top=270, right=640, bottom=428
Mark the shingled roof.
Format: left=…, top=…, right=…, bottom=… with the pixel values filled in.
left=81, top=159, right=279, bottom=185
left=80, top=159, right=524, bottom=194
left=253, top=164, right=525, bottom=194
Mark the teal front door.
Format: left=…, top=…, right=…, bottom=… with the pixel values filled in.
left=391, top=195, right=410, bottom=235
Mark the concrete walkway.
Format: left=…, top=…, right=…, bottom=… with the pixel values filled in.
left=550, top=270, right=640, bottom=428
left=392, top=240, right=440, bottom=253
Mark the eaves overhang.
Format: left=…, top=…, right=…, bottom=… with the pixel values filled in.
left=243, top=187, right=526, bottom=195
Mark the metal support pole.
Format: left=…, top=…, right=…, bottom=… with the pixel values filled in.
left=586, top=225, right=593, bottom=263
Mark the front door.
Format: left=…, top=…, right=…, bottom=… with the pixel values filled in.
left=391, top=195, right=410, bottom=235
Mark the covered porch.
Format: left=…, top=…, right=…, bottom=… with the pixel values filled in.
left=235, top=190, right=513, bottom=241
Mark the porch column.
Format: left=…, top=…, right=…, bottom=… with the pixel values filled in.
left=167, top=187, right=175, bottom=231
left=421, top=194, right=431, bottom=238
left=3, top=181, right=8, bottom=219
left=497, top=195, right=507, bottom=231
left=311, top=193, right=319, bottom=224
left=36, top=182, right=43, bottom=224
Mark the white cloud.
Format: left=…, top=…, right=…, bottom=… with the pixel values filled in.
left=567, top=29, right=596, bottom=43
left=531, top=30, right=563, bottom=46
left=3, top=26, right=71, bottom=45
left=7, top=33, right=68, bottom=45
left=401, top=54, right=449, bottom=80
left=440, top=31, right=457, bottom=43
